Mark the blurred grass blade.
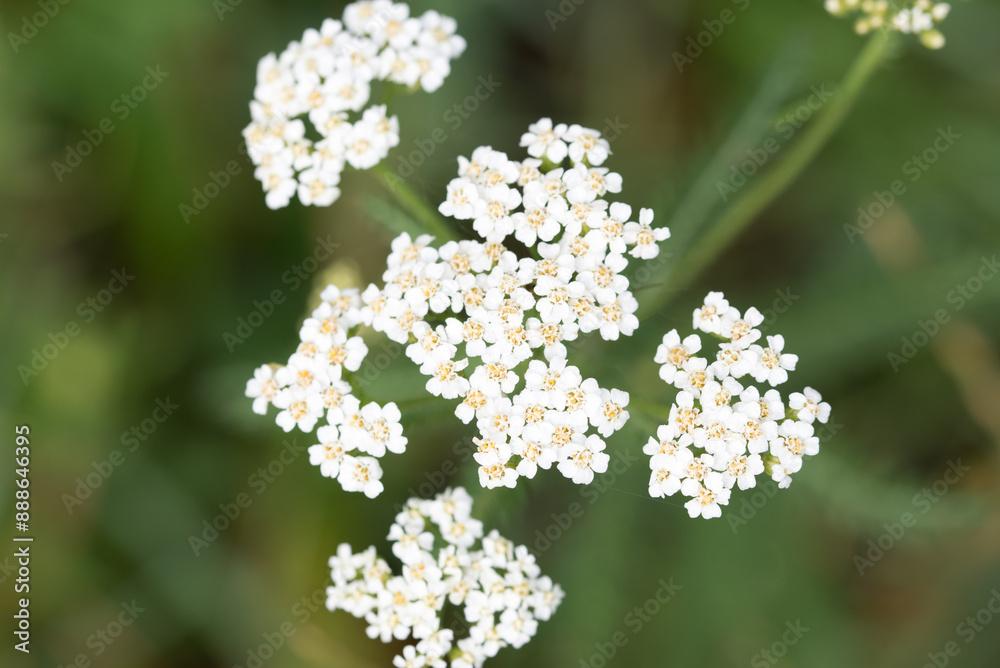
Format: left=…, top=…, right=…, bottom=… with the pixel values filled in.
left=666, top=38, right=807, bottom=252
left=365, top=195, right=434, bottom=241
left=641, top=31, right=895, bottom=318
left=372, top=163, right=459, bottom=242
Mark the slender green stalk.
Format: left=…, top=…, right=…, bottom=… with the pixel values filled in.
left=653, top=32, right=894, bottom=311
left=373, top=163, right=458, bottom=242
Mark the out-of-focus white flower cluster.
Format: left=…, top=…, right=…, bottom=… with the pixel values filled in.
left=824, top=0, right=951, bottom=48
left=359, top=119, right=670, bottom=490
left=327, top=488, right=563, bottom=668
left=245, top=286, right=405, bottom=498
left=643, top=292, right=832, bottom=519
left=244, top=1, right=466, bottom=209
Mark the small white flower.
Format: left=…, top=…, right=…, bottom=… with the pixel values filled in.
left=596, top=291, right=639, bottom=341
left=393, top=645, right=433, bottom=668
left=655, top=330, right=703, bottom=383
left=417, top=10, right=467, bottom=59
left=297, top=166, right=342, bottom=206
left=389, top=522, right=435, bottom=565
left=775, top=420, right=820, bottom=461
left=722, top=306, right=764, bottom=348
left=338, top=454, right=384, bottom=498
left=648, top=466, right=682, bottom=497
left=751, top=335, right=798, bottom=386
left=245, top=364, right=280, bottom=415
left=693, top=291, right=731, bottom=335
left=324, top=335, right=370, bottom=372
left=557, top=434, right=609, bottom=484
left=722, top=454, right=764, bottom=491
left=682, top=475, right=731, bottom=519
left=472, top=435, right=512, bottom=468
left=727, top=411, right=776, bottom=455
left=789, top=386, right=831, bottom=424
left=591, top=388, right=630, bottom=437
left=344, top=120, right=388, bottom=169
left=565, top=123, right=610, bottom=166
left=422, top=357, right=470, bottom=399
left=309, top=424, right=347, bottom=478
left=478, top=462, right=518, bottom=489
left=579, top=252, right=628, bottom=304
left=673, top=356, right=711, bottom=397
left=273, top=386, right=325, bottom=432
left=364, top=401, right=408, bottom=455
left=473, top=185, right=521, bottom=241
left=623, top=208, right=670, bottom=259
left=510, top=434, right=557, bottom=479
left=711, top=344, right=759, bottom=380
left=439, top=177, right=483, bottom=220
left=259, top=161, right=298, bottom=210
left=520, top=117, right=568, bottom=163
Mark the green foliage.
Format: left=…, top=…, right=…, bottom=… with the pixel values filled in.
left=2, top=0, right=999, bottom=666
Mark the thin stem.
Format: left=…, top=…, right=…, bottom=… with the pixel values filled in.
left=373, top=163, right=459, bottom=242
left=655, top=32, right=894, bottom=310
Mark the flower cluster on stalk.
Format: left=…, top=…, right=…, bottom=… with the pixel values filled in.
left=244, top=0, right=465, bottom=209
left=245, top=286, right=405, bottom=498
left=246, top=119, right=670, bottom=495
left=362, top=118, right=670, bottom=490
left=643, top=292, right=832, bottom=519
left=824, top=0, right=951, bottom=48
left=327, top=488, right=563, bottom=668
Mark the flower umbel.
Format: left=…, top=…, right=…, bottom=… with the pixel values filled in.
left=359, top=119, right=670, bottom=490
left=244, top=1, right=466, bottom=209
left=643, top=291, right=832, bottom=519
left=824, top=0, right=951, bottom=49
left=327, top=487, right=564, bottom=667
left=247, top=119, right=670, bottom=494
left=245, top=286, right=406, bottom=498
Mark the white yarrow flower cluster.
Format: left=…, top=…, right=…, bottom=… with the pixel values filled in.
left=245, top=286, right=406, bottom=498
left=244, top=1, right=466, bottom=209
left=247, top=120, right=668, bottom=495
left=327, top=488, right=563, bottom=667
left=644, top=292, right=832, bottom=519
left=824, top=0, right=951, bottom=48
left=358, top=120, right=670, bottom=490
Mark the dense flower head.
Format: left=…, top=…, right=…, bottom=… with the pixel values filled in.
left=327, top=487, right=563, bottom=667
left=824, top=0, right=950, bottom=48
left=644, top=292, right=832, bottom=519
left=359, top=119, right=670, bottom=490
left=245, top=286, right=405, bottom=498
left=247, top=119, right=669, bottom=494
left=244, top=1, right=465, bottom=209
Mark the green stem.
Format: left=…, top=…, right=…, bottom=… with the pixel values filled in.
left=373, top=163, right=459, bottom=242
left=655, top=32, right=894, bottom=309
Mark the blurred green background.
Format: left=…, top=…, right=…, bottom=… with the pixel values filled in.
left=2, top=0, right=1000, bottom=666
